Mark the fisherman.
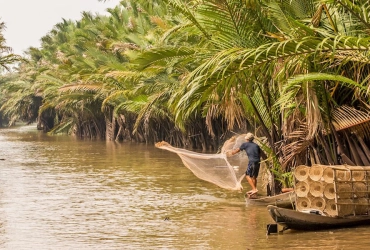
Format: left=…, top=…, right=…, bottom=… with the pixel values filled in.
left=228, top=133, right=262, bottom=195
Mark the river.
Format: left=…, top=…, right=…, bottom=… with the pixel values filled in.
left=0, top=125, right=369, bottom=249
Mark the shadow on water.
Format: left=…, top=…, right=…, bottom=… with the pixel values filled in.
left=0, top=125, right=370, bottom=249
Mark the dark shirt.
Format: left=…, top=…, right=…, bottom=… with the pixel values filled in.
left=239, top=141, right=261, bottom=162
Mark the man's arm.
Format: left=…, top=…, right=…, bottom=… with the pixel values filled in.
left=232, top=148, right=241, bottom=155
left=227, top=148, right=240, bottom=157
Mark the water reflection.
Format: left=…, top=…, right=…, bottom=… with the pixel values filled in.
left=0, top=125, right=370, bottom=249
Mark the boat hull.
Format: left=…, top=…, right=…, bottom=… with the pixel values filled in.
left=246, top=191, right=295, bottom=208
left=267, top=205, right=370, bottom=231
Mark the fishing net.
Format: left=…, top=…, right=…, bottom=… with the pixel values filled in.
left=155, top=134, right=251, bottom=191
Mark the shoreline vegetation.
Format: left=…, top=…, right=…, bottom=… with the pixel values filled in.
left=1, top=1, right=370, bottom=193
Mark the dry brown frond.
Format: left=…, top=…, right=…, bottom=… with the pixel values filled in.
left=278, top=125, right=310, bottom=168
left=332, top=106, right=370, bottom=138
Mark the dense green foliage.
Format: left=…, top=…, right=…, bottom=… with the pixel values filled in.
left=1, top=1, right=370, bottom=188
left=0, top=21, right=22, bottom=126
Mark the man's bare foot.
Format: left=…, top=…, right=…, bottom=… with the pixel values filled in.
left=247, top=189, right=258, bottom=195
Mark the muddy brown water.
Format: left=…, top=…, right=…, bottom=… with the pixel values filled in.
left=0, top=125, right=370, bottom=249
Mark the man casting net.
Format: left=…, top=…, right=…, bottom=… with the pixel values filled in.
left=155, top=134, right=260, bottom=191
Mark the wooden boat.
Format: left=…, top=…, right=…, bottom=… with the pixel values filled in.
left=267, top=205, right=370, bottom=231
left=245, top=191, right=295, bottom=208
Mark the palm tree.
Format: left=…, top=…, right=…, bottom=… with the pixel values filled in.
left=4, top=0, right=369, bottom=170
left=0, top=21, right=23, bottom=126
left=132, top=0, right=370, bottom=192
left=0, top=21, right=21, bottom=71
left=17, top=2, right=173, bottom=141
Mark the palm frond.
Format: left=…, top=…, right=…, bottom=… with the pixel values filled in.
left=58, top=83, right=102, bottom=93
left=167, top=0, right=211, bottom=39
left=332, top=105, right=370, bottom=137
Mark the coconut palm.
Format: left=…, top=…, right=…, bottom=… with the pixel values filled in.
left=26, top=2, right=172, bottom=141
left=160, top=0, right=370, bottom=166
left=131, top=0, right=370, bottom=192
left=0, top=21, right=21, bottom=71
left=0, top=21, right=23, bottom=126
left=4, top=0, right=369, bottom=167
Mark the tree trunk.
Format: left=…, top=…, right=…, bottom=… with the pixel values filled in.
left=105, top=117, right=114, bottom=141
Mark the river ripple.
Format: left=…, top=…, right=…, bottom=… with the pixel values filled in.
left=0, top=125, right=370, bottom=249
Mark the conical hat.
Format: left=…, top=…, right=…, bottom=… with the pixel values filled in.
left=294, top=165, right=309, bottom=181
left=310, top=197, right=326, bottom=211
left=295, top=181, right=309, bottom=197
left=309, top=165, right=324, bottom=181
left=296, top=197, right=311, bottom=211
left=336, top=183, right=352, bottom=199
left=336, top=169, right=351, bottom=181
left=354, top=198, right=369, bottom=215
left=324, top=199, right=337, bottom=217
left=309, top=181, right=325, bottom=197
left=323, top=183, right=335, bottom=200
left=354, top=182, right=367, bottom=198
left=351, top=170, right=365, bottom=181
left=337, top=199, right=354, bottom=216
left=323, top=167, right=334, bottom=183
